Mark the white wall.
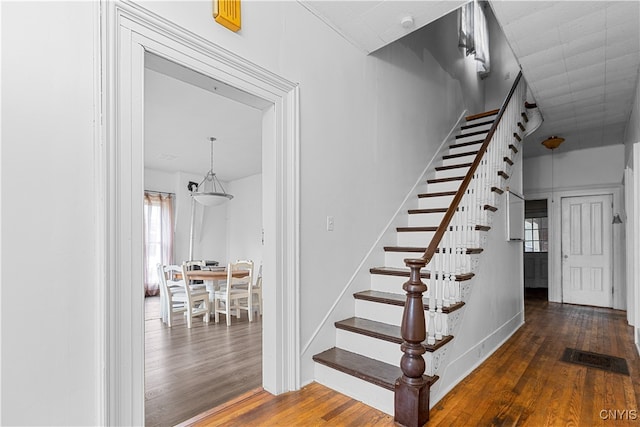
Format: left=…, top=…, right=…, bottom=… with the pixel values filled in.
left=523, top=145, right=626, bottom=309
left=622, top=70, right=640, bottom=346
left=1, top=2, right=100, bottom=425
left=226, top=173, right=262, bottom=269
left=484, top=3, right=522, bottom=111
left=524, top=145, right=625, bottom=193
left=431, top=184, right=524, bottom=404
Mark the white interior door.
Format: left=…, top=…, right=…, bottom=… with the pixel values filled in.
left=561, top=194, right=613, bottom=307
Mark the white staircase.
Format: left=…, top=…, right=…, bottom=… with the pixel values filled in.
left=313, top=75, right=528, bottom=423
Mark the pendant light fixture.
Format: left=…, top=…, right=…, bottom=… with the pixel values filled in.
left=541, top=136, right=564, bottom=208
left=188, top=137, right=233, bottom=260
left=191, top=137, right=234, bottom=206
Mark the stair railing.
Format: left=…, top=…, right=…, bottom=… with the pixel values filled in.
left=394, top=71, right=525, bottom=426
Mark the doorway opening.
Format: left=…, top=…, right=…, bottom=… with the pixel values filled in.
left=143, top=53, right=267, bottom=425
left=102, top=6, right=300, bottom=424
left=524, top=199, right=548, bottom=300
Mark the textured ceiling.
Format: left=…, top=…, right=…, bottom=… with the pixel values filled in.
left=144, top=54, right=263, bottom=183
left=299, top=0, right=467, bottom=53
left=487, top=1, right=639, bottom=157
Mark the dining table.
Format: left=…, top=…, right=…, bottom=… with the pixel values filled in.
left=178, top=267, right=250, bottom=309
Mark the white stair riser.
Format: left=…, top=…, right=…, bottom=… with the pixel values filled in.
left=370, top=273, right=410, bottom=294
left=335, top=329, right=445, bottom=377
left=448, top=142, right=483, bottom=156
left=407, top=212, right=445, bottom=227
left=466, top=114, right=497, bottom=126
left=384, top=251, right=476, bottom=270
left=460, top=122, right=492, bottom=134
left=355, top=299, right=403, bottom=326
left=370, top=273, right=460, bottom=296
left=441, top=153, right=476, bottom=167
left=418, top=194, right=454, bottom=209
left=385, top=251, right=431, bottom=269
left=336, top=329, right=401, bottom=367
left=314, top=364, right=394, bottom=416
left=453, top=132, right=487, bottom=145
left=397, top=230, right=435, bottom=246
left=355, top=299, right=453, bottom=335
left=435, top=166, right=471, bottom=179
left=427, top=180, right=461, bottom=193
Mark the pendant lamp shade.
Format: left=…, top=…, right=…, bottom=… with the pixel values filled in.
left=541, top=136, right=565, bottom=150
left=191, top=137, right=233, bottom=206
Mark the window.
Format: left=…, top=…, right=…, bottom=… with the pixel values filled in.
left=524, top=217, right=548, bottom=253
left=143, top=192, right=174, bottom=296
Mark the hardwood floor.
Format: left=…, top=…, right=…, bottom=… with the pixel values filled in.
left=183, top=295, right=640, bottom=426
left=144, top=296, right=262, bottom=426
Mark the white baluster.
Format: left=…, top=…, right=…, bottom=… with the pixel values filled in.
left=427, top=251, right=437, bottom=345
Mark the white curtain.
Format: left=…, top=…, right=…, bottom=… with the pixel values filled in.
left=474, top=0, right=490, bottom=76
left=458, top=0, right=490, bottom=77
left=143, top=192, right=175, bottom=296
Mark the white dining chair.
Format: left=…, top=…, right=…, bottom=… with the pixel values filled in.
left=214, top=260, right=253, bottom=326
left=178, top=263, right=211, bottom=328
left=157, top=264, right=187, bottom=327
left=251, top=263, right=263, bottom=317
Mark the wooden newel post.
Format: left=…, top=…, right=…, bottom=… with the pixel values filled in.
left=394, top=258, right=430, bottom=427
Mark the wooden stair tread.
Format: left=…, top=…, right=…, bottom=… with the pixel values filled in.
left=336, top=317, right=403, bottom=345
left=384, top=246, right=483, bottom=255
left=369, top=267, right=475, bottom=282
left=465, top=109, right=499, bottom=121
left=418, top=191, right=457, bottom=199
left=408, top=208, right=448, bottom=214
left=397, top=225, right=489, bottom=232
left=397, top=226, right=437, bottom=232
left=450, top=139, right=484, bottom=149
left=461, top=119, right=493, bottom=131
left=455, top=129, right=488, bottom=139
left=435, top=163, right=472, bottom=171
left=313, top=347, right=402, bottom=391
left=336, top=317, right=455, bottom=352
left=427, top=176, right=465, bottom=184
left=492, top=186, right=504, bottom=194
left=354, top=290, right=467, bottom=313
left=503, top=157, right=514, bottom=166
left=443, top=150, right=478, bottom=160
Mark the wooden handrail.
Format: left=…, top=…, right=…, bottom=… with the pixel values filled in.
left=394, top=71, right=524, bottom=426
left=418, top=70, right=523, bottom=266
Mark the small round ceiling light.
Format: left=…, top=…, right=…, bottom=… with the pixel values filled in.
left=541, top=136, right=565, bottom=150
left=401, top=16, right=415, bottom=29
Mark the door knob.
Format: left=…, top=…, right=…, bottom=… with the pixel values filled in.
left=563, top=255, right=568, bottom=259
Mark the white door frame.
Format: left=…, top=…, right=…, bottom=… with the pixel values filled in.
left=525, top=185, right=624, bottom=307
left=633, top=143, right=640, bottom=354
left=99, top=2, right=300, bottom=425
